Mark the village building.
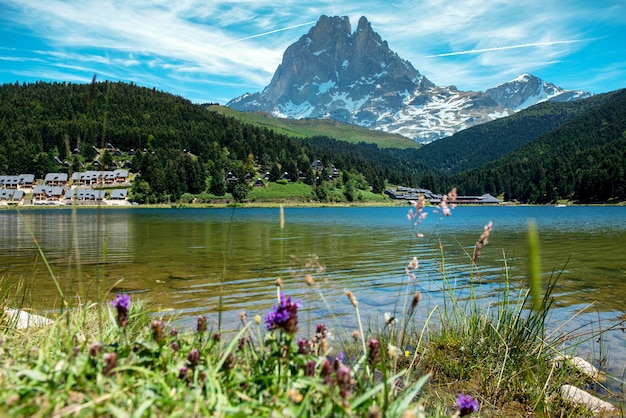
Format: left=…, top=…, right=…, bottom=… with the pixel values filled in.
left=43, top=173, right=68, bottom=187
left=0, top=189, right=24, bottom=205
left=32, top=185, right=65, bottom=204
left=64, top=188, right=106, bottom=204
left=385, top=186, right=501, bottom=205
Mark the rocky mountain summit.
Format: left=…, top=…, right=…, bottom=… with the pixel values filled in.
left=227, top=15, right=590, bottom=143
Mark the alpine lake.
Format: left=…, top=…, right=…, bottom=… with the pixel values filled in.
left=2, top=205, right=625, bottom=390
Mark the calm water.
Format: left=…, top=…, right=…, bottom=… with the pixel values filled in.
left=1, top=205, right=625, bottom=378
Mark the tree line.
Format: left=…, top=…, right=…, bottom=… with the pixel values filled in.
left=1, top=80, right=624, bottom=204
left=0, top=80, right=423, bottom=203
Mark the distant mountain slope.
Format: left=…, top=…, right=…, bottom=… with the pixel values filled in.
left=205, top=105, right=420, bottom=149
left=486, top=74, right=591, bottom=110
left=227, top=15, right=590, bottom=143
left=414, top=92, right=620, bottom=173
left=452, top=88, right=626, bottom=203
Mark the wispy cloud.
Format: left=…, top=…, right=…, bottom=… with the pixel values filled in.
left=426, top=40, right=590, bottom=58
left=225, top=20, right=317, bottom=44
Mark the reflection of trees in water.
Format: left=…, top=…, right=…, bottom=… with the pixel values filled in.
left=2, top=210, right=130, bottom=261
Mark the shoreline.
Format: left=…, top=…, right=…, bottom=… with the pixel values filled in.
left=2, top=200, right=625, bottom=210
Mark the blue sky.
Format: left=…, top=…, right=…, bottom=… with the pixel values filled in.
left=1, top=0, right=625, bottom=104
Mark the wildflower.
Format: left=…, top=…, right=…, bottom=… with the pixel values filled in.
left=239, top=311, right=247, bottom=326
left=288, top=388, right=304, bottom=403
left=306, top=359, right=316, bottom=376
left=150, top=319, right=166, bottom=344
left=237, top=336, right=249, bottom=351
left=304, top=274, right=314, bottom=286
left=408, top=291, right=422, bottom=318
left=212, top=333, right=221, bottom=342
left=384, top=312, right=397, bottom=326
left=311, top=323, right=331, bottom=354
left=320, top=358, right=333, bottom=385
left=197, top=315, right=207, bottom=333
left=254, top=314, right=261, bottom=325
left=472, top=221, right=493, bottom=261
left=221, top=352, right=235, bottom=371
left=368, top=339, right=380, bottom=365
left=456, top=393, right=479, bottom=416
left=89, top=341, right=103, bottom=357
left=186, top=348, right=200, bottom=368
left=265, top=292, right=301, bottom=334
left=345, top=290, right=358, bottom=308
left=103, top=352, right=118, bottom=376
left=352, top=330, right=360, bottom=341
left=110, top=294, right=130, bottom=328
left=178, top=365, right=189, bottom=379
left=297, top=338, right=310, bottom=355
left=388, top=344, right=402, bottom=358
left=169, top=328, right=179, bottom=338
left=275, top=277, right=283, bottom=288
left=170, top=341, right=180, bottom=352
left=408, top=256, right=419, bottom=270
left=315, top=323, right=328, bottom=338
left=336, top=364, right=354, bottom=401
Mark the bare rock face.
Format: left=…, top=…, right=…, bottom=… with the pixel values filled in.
left=227, top=16, right=590, bottom=143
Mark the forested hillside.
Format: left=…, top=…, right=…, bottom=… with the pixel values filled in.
left=450, top=89, right=626, bottom=203
left=0, top=81, right=429, bottom=202
left=1, top=80, right=624, bottom=204
left=413, top=92, right=620, bottom=173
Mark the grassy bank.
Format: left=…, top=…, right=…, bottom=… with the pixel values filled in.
left=1, top=197, right=623, bottom=416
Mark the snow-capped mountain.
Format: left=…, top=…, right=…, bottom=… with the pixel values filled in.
left=486, top=74, right=592, bottom=111
left=227, top=16, right=590, bottom=143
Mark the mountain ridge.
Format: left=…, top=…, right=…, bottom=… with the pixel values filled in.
left=227, top=15, right=591, bottom=143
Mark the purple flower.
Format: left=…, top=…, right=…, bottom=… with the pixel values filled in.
left=265, top=293, right=302, bottom=334
left=111, top=294, right=130, bottom=328
left=457, top=393, right=479, bottom=416
left=111, top=293, right=131, bottom=311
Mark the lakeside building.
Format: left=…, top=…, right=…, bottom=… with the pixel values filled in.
left=385, top=186, right=501, bottom=205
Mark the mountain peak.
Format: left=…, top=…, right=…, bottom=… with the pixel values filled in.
left=356, top=16, right=371, bottom=32
left=310, top=15, right=351, bottom=37
left=227, top=16, right=590, bottom=143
